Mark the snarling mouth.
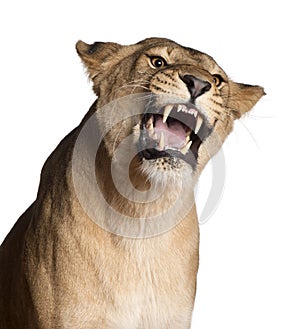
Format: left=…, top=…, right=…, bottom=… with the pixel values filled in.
left=138, top=103, right=212, bottom=168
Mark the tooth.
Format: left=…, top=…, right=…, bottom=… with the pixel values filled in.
left=147, top=121, right=154, bottom=132
left=180, top=140, right=192, bottom=155
left=159, top=132, right=165, bottom=150
left=185, top=135, right=190, bottom=143
left=190, top=108, right=198, bottom=118
left=146, top=117, right=153, bottom=130
left=177, top=104, right=184, bottom=113
left=163, top=105, right=173, bottom=123
left=194, top=116, right=203, bottom=134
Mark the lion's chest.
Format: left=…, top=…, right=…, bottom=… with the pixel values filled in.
left=99, top=242, right=195, bottom=328
left=56, top=227, right=198, bottom=328
left=59, top=256, right=194, bottom=328
left=105, top=264, right=194, bottom=328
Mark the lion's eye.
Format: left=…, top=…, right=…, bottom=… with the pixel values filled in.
left=212, top=74, right=224, bottom=87
left=149, top=56, right=167, bottom=68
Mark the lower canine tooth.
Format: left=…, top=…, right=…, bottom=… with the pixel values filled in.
left=180, top=141, right=192, bottom=155
left=194, top=116, right=203, bottom=134
left=147, top=122, right=153, bottom=132
left=163, top=105, right=173, bottom=123
left=159, top=132, right=165, bottom=150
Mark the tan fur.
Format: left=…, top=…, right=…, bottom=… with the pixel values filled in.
left=0, top=38, right=264, bottom=328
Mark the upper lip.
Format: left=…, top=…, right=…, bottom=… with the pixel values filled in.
left=138, top=102, right=213, bottom=167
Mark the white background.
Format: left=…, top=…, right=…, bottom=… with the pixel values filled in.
left=0, top=1, right=299, bottom=328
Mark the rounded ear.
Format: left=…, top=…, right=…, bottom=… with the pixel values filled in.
left=76, top=40, right=122, bottom=80
left=227, top=81, right=266, bottom=119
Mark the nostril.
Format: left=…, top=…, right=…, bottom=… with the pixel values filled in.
left=181, top=75, right=194, bottom=88
left=180, top=74, right=211, bottom=100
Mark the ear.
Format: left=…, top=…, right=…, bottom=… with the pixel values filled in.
left=76, top=40, right=122, bottom=80
left=227, top=81, right=266, bottom=119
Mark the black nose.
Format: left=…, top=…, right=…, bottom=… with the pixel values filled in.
left=180, top=74, right=211, bottom=100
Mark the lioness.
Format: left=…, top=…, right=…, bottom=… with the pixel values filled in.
left=0, top=38, right=264, bottom=328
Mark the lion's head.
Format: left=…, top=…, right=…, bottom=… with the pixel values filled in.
left=76, top=38, right=264, bottom=186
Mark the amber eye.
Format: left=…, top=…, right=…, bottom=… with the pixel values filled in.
left=149, top=56, right=167, bottom=68
left=212, top=74, right=224, bottom=87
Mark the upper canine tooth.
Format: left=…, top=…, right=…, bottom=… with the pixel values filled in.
left=158, top=132, right=165, bottom=150
left=180, top=140, right=192, bottom=155
left=163, top=105, right=173, bottom=123
left=194, top=116, right=203, bottom=134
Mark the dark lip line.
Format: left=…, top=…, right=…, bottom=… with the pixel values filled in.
left=139, top=147, right=198, bottom=169
left=144, top=101, right=206, bottom=121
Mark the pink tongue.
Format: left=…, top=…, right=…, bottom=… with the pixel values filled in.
left=154, top=116, right=186, bottom=149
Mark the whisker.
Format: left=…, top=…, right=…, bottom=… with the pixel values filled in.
left=133, top=93, right=153, bottom=101
left=235, top=119, right=260, bottom=149
left=112, top=79, right=151, bottom=95
left=247, top=113, right=274, bottom=120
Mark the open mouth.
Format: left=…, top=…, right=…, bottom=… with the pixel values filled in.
left=138, top=103, right=212, bottom=168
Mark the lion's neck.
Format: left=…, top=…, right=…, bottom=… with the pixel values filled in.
left=94, top=147, right=196, bottom=238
